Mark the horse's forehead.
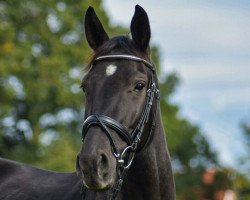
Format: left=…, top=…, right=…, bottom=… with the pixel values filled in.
left=105, top=64, right=117, bottom=76
left=84, top=61, right=148, bottom=85
left=96, top=60, right=147, bottom=77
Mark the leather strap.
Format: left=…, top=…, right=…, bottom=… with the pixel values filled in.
left=91, top=54, right=155, bottom=73
left=82, top=115, right=132, bottom=145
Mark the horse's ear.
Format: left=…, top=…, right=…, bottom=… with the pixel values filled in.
left=130, top=5, right=151, bottom=52
left=84, top=6, right=109, bottom=50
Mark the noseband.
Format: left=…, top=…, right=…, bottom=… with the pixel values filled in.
left=81, top=54, right=160, bottom=200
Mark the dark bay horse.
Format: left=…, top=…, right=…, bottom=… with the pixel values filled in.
left=0, top=5, right=175, bottom=200
left=0, top=158, right=81, bottom=200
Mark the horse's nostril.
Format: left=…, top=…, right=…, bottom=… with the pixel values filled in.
left=99, top=153, right=108, bottom=170
left=97, top=153, right=110, bottom=179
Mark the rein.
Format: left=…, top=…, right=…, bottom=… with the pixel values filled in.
left=80, top=54, right=160, bottom=200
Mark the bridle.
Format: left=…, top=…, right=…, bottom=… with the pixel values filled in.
left=80, top=54, right=160, bottom=200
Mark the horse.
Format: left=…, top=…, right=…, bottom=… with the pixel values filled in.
left=0, top=5, right=175, bottom=200
left=76, top=5, right=175, bottom=200
left=0, top=158, right=81, bottom=200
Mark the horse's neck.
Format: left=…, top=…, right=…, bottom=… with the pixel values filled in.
left=121, top=110, right=175, bottom=200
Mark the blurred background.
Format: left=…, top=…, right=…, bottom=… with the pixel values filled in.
left=0, top=0, right=249, bottom=199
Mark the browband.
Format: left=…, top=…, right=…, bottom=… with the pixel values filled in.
left=92, top=55, right=155, bottom=73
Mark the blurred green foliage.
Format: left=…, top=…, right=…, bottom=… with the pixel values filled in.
left=0, top=0, right=248, bottom=199
left=241, top=122, right=250, bottom=177
left=235, top=122, right=250, bottom=199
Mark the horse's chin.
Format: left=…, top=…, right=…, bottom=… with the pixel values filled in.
left=82, top=177, right=113, bottom=191
left=77, top=167, right=115, bottom=191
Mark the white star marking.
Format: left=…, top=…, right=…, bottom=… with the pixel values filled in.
left=106, top=64, right=117, bottom=76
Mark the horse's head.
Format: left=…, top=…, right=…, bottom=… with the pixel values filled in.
left=76, top=5, right=156, bottom=190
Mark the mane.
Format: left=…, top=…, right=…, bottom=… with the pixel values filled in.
left=84, top=36, right=148, bottom=72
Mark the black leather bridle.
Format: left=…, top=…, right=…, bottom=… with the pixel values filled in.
left=81, top=54, right=160, bottom=200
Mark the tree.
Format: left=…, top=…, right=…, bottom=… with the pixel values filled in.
left=0, top=0, right=114, bottom=168
left=241, top=121, right=250, bottom=176
left=150, top=46, right=217, bottom=199
left=234, top=121, right=250, bottom=199
left=1, top=0, right=218, bottom=198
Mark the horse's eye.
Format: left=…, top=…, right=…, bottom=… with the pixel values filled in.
left=134, top=82, right=146, bottom=92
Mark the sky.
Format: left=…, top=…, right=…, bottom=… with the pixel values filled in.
left=103, top=0, right=250, bottom=168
